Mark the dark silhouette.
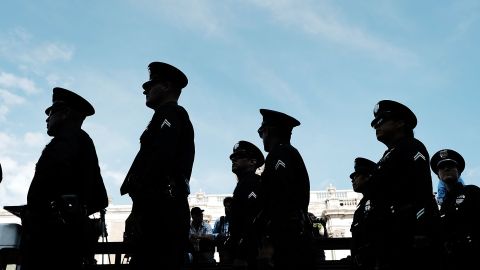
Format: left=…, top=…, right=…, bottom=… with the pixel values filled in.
left=348, top=157, right=377, bottom=270
left=188, top=207, right=216, bottom=265
left=20, top=87, right=109, bottom=270
left=227, top=140, right=264, bottom=270
left=213, top=196, right=233, bottom=265
left=368, top=100, right=440, bottom=270
left=256, top=109, right=314, bottom=270
left=430, top=149, right=480, bottom=270
left=120, top=61, right=194, bottom=270
left=0, top=162, right=2, bottom=183
left=308, top=212, right=328, bottom=263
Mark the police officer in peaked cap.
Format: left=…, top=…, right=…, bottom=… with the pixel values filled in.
left=368, top=100, right=441, bottom=270
left=430, top=149, right=480, bottom=269
left=121, top=61, right=194, bottom=270
left=21, top=87, right=108, bottom=270
left=349, top=157, right=378, bottom=270
left=430, top=149, right=465, bottom=177
left=230, top=140, right=265, bottom=171
left=228, top=140, right=264, bottom=269
left=256, top=108, right=314, bottom=270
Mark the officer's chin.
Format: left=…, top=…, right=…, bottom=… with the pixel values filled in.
left=46, top=128, right=56, bottom=137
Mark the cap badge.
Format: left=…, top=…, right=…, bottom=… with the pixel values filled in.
left=374, top=103, right=380, bottom=114
left=439, top=149, right=448, bottom=159
left=233, top=143, right=240, bottom=151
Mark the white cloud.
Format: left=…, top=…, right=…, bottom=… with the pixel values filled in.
left=0, top=27, right=74, bottom=67
left=23, top=132, right=49, bottom=147
left=0, top=89, right=25, bottom=105
left=0, top=88, right=27, bottom=121
left=0, top=156, right=35, bottom=206
left=248, top=0, right=416, bottom=66
left=23, top=42, right=74, bottom=64
left=134, top=0, right=229, bottom=38
left=0, top=72, right=38, bottom=94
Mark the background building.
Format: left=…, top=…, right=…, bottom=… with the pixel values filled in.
left=0, top=185, right=361, bottom=261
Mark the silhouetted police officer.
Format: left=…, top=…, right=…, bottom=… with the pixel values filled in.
left=228, top=140, right=265, bottom=270
left=369, top=100, right=440, bottom=270
left=21, top=87, right=108, bottom=270
left=256, top=109, right=314, bottom=270
left=120, top=61, right=194, bottom=270
left=349, top=157, right=377, bottom=270
left=430, top=149, right=480, bottom=270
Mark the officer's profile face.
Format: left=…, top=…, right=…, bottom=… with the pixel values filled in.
left=438, top=163, right=459, bottom=185
left=231, top=155, right=256, bottom=175
left=46, top=107, right=69, bottom=136
left=144, top=80, right=170, bottom=108
left=352, top=173, right=371, bottom=193
left=374, top=118, right=403, bottom=142
left=258, top=126, right=272, bottom=152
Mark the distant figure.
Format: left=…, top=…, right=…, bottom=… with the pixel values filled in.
left=256, top=109, right=314, bottom=270
left=368, top=100, right=440, bottom=270
left=189, top=207, right=216, bottom=265
left=20, top=87, right=109, bottom=270
left=120, top=61, right=194, bottom=270
left=308, top=212, right=328, bottom=263
left=213, top=196, right=233, bottom=265
left=228, top=140, right=265, bottom=270
left=430, top=149, right=480, bottom=270
left=348, top=157, right=377, bottom=270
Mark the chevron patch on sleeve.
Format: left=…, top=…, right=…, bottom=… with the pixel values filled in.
left=414, top=152, right=426, bottom=161
left=275, top=160, right=286, bottom=170
left=161, top=119, right=171, bottom=128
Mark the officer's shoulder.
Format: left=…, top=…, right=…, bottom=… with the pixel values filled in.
left=464, top=184, right=480, bottom=195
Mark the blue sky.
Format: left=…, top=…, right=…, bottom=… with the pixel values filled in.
left=1, top=0, right=479, bottom=205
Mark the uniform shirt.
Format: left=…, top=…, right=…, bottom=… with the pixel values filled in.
left=439, top=182, right=480, bottom=268
left=121, top=101, right=195, bottom=200
left=368, top=136, right=440, bottom=270
left=23, top=128, right=108, bottom=270
left=230, top=173, right=262, bottom=259
left=260, top=142, right=310, bottom=235
left=370, top=137, right=438, bottom=236
left=350, top=195, right=378, bottom=269
left=27, top=128, right=108, bottom=216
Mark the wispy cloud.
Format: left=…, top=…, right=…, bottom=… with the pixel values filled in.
left=248, top=0, right=417, bottom=66
left=0, top=131, right=49, bottom=205
left=0, top=27, right=74, bottom=67
left=133, top=0, right=230, bottom=38
left=0, top=72, right=38, bottom=94
left=0, top=89, right=26, bottom=121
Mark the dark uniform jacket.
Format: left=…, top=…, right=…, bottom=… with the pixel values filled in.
left=259, top=142, right=313, bottom=269
left=120, top=101, right=194, bottom=269
left=369, top=137, right=440, bottom=268
left=439, top=182, right=480, bottom=269
left=260, top=143, right=310, bottom=234
left=22, top=128, right=108, bottom=270
left=230, top=173, right=262, bottom=260
left=27, top=128, right=108, bottom=218
left=350, top=194, right=378, bottom=269
left=120, top=101, right=194, bottom=201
